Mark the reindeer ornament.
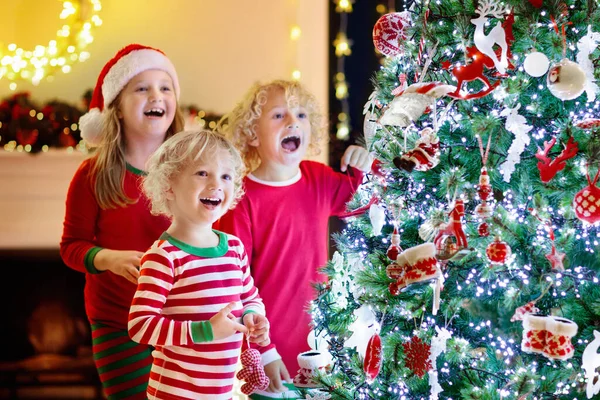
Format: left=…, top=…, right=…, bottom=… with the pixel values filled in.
left=535, top=136, right=579, bottom=183
left=447, top=0, right=514, bottom=100
left=471, top=0, right=509, bottom=74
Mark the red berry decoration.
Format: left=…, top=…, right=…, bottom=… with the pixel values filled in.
left=573, top=169, right=600, bottom=224
left=372, top=12, right=411, bottom=57
left=364, top=333, right=383, bottom=383
left=486, top=236, right=512, bottom=265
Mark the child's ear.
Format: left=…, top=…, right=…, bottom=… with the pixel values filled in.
left=165, top=187, right=175, bottom=201
left=248, top=136, right=259, bottom=147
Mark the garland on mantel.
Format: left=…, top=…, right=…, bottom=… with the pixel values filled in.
left=0, top=91, right=222, bottom=154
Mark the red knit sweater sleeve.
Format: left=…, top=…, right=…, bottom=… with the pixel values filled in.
left=60, top=159, right=100, bottom=273
left=317, top=162, right=364, bottom=216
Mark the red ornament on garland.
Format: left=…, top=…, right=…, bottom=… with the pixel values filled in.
left=486, top=236, right=512, bottom=265
left=236, top=348, right=269, bottom=395
left=386, top=226, right=402, bottom=260
left=364, top=333, right=383, bottom=383
left=372, top=12, right=411, bottom=57
left=478, top=167, right=492, bottom=201
left=573, top=168, right=600, bottom=224
left=402, top=336, right=432, bottom=378
left=478, top=222, right=490, bottom=237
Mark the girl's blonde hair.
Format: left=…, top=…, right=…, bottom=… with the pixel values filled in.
left=143, top=129, right=246, bottom=218
left=218, top=79, right=326, bottom=172
left=90, top=93, right=185, bottom=209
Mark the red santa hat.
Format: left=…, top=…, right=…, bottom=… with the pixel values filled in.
left=79, top=44, right=180, bottom=147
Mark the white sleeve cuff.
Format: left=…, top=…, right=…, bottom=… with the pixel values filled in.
left=261, top=348, right=282, bottom=366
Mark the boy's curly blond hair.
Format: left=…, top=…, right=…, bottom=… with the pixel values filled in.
left=143, top=129, right=246, bottom=218
left=218, top=79, right=327, bottom=172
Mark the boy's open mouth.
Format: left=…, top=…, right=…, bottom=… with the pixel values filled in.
left=200, top=197, right=222, bottom=207
left=144, top=108, right=165, bottom=117
left=281, top=135, right=301, bottom=152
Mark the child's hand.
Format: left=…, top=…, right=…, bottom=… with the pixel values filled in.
left=94, top=249, right=144, bottom=284
left=264, top=359, right=291, bottom=393
left=340, top=145, right=372, bottom=173
left=243, top=313, right=271, bottom=347
left=209, top=302, right=249, bottom=340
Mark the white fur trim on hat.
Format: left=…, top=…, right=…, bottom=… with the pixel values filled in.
left=102, top=48, right=180, bottom=108
left=522, top=314, right=548, bottom=331
left=397, top=243, right=436, bottom=267
left=547, top=316, right=578, bottom=337
left=297, top=350, right=332, bottom=370
left=79, top=108, right=104, bottom=147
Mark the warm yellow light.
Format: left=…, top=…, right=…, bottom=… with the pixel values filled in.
left=290, top=26, right=301, bottom=41
left=292, top=70, right=302, bottom=80
left=0, top=1, right=102, bottom=88
left=376, top=4, right=387, bottom=13
left=335, top=0, right=354, bottom=12
left=336, top=122, right=350, bottom=140
left=9, top=83, right=17, bottom=91
left=333, top=33, right=352, bottom=57
left=335, top=81, right=349, bottom=99
left=42, top=145, right=49, bottom=152
left=71, top=123, right=78, bottom=130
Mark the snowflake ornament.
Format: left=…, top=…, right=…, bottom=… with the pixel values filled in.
left=402, top=336, right=432, bottom=378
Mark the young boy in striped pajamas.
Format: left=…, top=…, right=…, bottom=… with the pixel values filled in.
left=128, top=129, right=270, bottom=399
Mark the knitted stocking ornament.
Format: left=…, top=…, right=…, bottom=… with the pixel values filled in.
left=236, top=348, right=269, bottom=395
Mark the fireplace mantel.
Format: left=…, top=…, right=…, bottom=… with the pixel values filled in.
left=0, top=150, right=87, bottom=249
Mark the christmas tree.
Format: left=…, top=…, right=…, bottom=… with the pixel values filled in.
left=310, top=0, right=600, bottom=398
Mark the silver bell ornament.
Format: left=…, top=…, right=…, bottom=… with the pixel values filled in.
left=546, top=59, right=586, bottom=101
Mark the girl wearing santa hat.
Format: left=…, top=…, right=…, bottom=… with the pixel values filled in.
left=60, top=44, right=184, bottom=399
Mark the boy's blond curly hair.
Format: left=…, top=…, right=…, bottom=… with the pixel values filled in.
left=143, top=129, right=246, bottom=218
left=218, top=79, right=327, bottom=172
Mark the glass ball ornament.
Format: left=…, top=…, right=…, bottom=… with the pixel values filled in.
left=486, top=236, right=512, bottom=265
left=523, top=52, right=550, bottom=77
left=546, top=59, right=587, bottom=101
left=372, top=12, right=411, bottom=57
left=478, top=222, right=490, bottom=237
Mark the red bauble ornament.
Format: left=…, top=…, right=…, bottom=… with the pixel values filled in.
left=486, top=237, right=512, bottom=265
left=573, top=170, right=600, bottom=224
left=372, top=12, right=411, bottom=57
left=364, top=333, right=383, bottom=383
left=478, top=222, right=490, bottom=237
left=402, top=336, right=432, bottom=378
